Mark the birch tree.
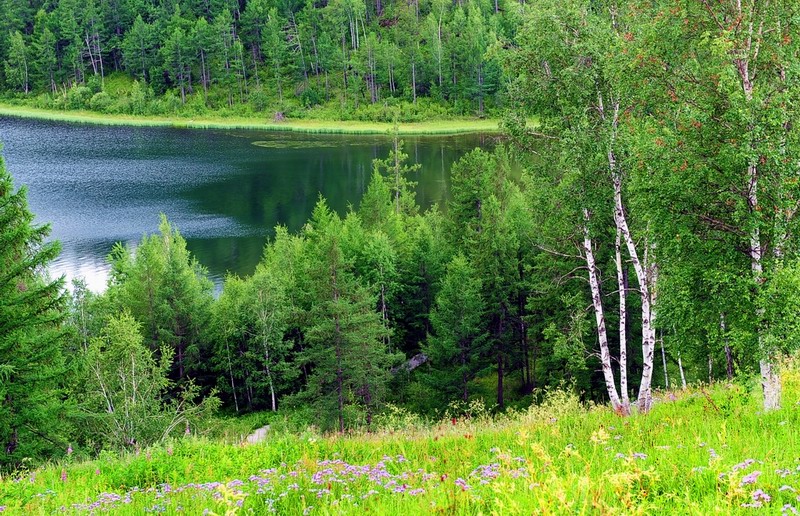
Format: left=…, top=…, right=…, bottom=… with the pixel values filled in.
left=507, top=0, right=656, bottom=413
left=625, top=0, right=800, bottom=410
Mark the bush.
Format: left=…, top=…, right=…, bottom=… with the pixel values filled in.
left=88, top=91, right=113, bottom=112
left=65, top=86, right=93, bottom=110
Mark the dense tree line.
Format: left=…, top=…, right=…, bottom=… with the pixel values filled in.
left=0, top=0, right=516, bottom=119
left=2, top=0, right=799, bottom=470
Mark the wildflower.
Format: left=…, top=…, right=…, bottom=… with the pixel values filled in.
left=60, top=469, right=67, bottom=483
left=741, top=471, right=762, bottom=486
left=95, top=469, right=101, bottom=475
left=632, top=452, right=647, bottom=460
left=733, top=459, right=756, bottom=472
left=781, top=486, right=797, bottom=492
left=778, top=469, right=794, bottom=478
left=784, top=505, right=799, bottom=515
left=0, top=506, right=6, bottom=512
left=67, top=444, right=73, bottom=456
left=752, top=489, right=771, bottom=503
left=709, top=449, right=719, bottom=460
left=455, top=478, right=470, bottom=491
left=590, top=428, right=610, bottom=444
left=614, top=453, right=626, bottom=460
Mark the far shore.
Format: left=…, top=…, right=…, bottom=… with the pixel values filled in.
left=0, top=103, right=504, bottom=135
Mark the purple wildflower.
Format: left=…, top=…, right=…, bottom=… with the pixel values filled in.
left=455, top=478, right=471, bottom=491
left=60, top=469, right=67, bottom=483
left=733, top=459, right=757, bottom=472
left=783, top=505, right=799, bottom=515
left=632, top=453, right=647, bottom=460
left=67, top=444, right=73, bottom=456
left=741, top=471, right=762, bottom=486
left=752, top=489, right=771, bottom=503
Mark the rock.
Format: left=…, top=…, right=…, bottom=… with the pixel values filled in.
left=244, top=425, right=270, bottom=444
left=391, top=353, right=428, bottom=375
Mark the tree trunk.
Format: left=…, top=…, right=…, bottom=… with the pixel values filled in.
left=496, top=351, right=504, bottom=408
left=615, top=225, right=630, bottom=410
left=660, top=330, right=669, bottom=389
left=225, top=340, right=239, bottom=413
left=611, top=160, right=654, bottom=412
left=582, top=209, right=624, bottom=412
left=723, top=312, right=734, bottom=381
left=605, top=99, right=654, bottom=412
left=411, top=61, right=417, bottom=104
left=678, top=351, right=687, bottom=389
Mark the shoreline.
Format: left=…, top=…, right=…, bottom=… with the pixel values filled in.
left=0, top=103, right=502, bottom=135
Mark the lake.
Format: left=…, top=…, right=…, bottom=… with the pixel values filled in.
left=0, top=116, right=494, bottom=290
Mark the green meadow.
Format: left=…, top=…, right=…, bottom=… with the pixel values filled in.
left=2, top=359, right=799, bottom=515
left=0, top=104, right=503, bottom=136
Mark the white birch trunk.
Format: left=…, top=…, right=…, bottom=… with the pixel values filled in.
left=660, top=330, right=669, bottom=389
left=609, top=147, right=655, bottom=413
left=582, top=209, right=624, bottom=412
left=603, top=99, right=655, bottom=413
left=615, top=226, right=630, bottom=410
left=734, top=11, right=780, bottom=411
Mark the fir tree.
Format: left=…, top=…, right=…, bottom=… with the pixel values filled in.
left=0, top=153, right=68, bottom=468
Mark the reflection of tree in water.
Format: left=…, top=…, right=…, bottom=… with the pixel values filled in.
left=186, top=134, right=489, bottom=235
left=182, top=135, right=489, bottom=282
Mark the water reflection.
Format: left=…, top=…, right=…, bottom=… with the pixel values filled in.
left=1, top=116, right=494, bottom=290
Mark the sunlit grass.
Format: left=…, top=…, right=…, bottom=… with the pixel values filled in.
left=2, top=364, right=800, bottom=515
left=0, top=103, right=506, bottom=135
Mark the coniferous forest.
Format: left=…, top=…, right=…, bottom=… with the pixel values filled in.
left=0, top=0, right=511, bottom=119
left=3, top=0, right=800, bottom=513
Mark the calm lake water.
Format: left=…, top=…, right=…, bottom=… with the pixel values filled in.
left=0, top=116, right=493, bottom=290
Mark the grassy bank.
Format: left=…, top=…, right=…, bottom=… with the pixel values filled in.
left=0, top=104, right=503, bottom=135
left=2, top=365, right=800, bottom=514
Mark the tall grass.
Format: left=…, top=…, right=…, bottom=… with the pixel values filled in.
left=0, top=104, right=503, bottom=135
left=2, top=365, right=800, bottom=514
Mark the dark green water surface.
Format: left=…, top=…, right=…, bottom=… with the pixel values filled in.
left=0, top=116, right=493, bottom=289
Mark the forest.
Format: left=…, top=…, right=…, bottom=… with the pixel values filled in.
left=0, top=0, right=511, bottom=120
left=2, top=0, right=800, bottom=511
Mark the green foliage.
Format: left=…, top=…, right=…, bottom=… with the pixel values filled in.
left=78, top=312, right=219, bottom=451
left=423, top=254, right=487, bottom=404
left=0, top=0, right=512, bottom=119
left=294, top=200, right=402, bottom=432
left=0, top=154, right=68, bottom=469
left=106, top=215, right=214, bottom=385
left=6, top=377, right=800, bottom=513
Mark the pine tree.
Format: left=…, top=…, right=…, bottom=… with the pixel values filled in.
left=0, top=153, right=69, bottom=468
left=423, top=254, right=487, bottom=403
left=298, top=200, right=400, bottom=431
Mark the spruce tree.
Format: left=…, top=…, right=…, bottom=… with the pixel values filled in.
left=0, top=153, right=68, bottom=468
